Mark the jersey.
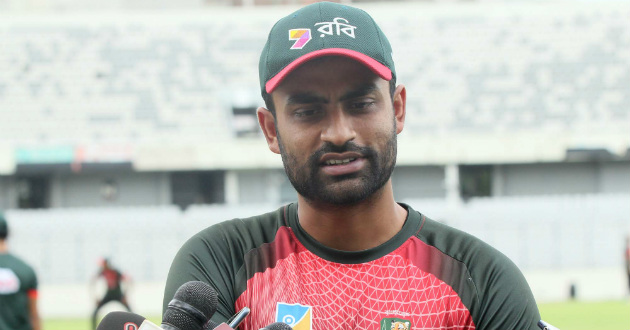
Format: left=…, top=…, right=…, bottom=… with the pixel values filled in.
left=164, top=203, right=540, bottom=330
left=0, top=253, right=38, bottom=330
left=98, top=268, right=125, bottom=300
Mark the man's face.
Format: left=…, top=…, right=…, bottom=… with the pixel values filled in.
left=259, top=56, right=406, bottom=205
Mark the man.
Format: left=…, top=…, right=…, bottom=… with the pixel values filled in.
left=625, top=235, right=630, bottom=295
left=0, top=213, right=41, bottom=330
left=164, top=2, right=541, bottom=329
left=90, top=258, right=132, bottom=330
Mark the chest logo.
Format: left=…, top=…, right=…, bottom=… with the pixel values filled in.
left=0, top=268, right=21, bottom=294
left=276, top=302, right=312, bottom=330
left=381, top=318, right=411, bottom=330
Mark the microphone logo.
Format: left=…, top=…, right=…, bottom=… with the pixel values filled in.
left=123, top=322, right=139, bottom=330
left=276, top=303, right=312, bottom=330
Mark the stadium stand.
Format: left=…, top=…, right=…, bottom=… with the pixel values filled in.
left=0, top=2, right=628, bottom=168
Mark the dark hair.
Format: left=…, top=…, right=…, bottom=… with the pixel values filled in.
left=262, top=78, right=397, bottom=116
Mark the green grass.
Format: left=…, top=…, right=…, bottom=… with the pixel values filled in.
left=538, top=300, right=630, bottom=330
left=44, top=300, right=630, bottom=330
left=44, top=315, right=162, bottom=330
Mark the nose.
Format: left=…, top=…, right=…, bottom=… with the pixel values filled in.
left=320, top=109, right=356, bottom=146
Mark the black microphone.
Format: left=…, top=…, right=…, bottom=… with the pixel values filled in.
left=162, top=281, right=218, bottom=330
left=96, top=311, right=161, bottom=330
left=214, top=320, right=290, bottom=330
left=260, top=322, right=293, bottom=330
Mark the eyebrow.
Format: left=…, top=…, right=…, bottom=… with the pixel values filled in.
left=286, top=92, right=327, bottom=106
left=339, top=83, right=379, bottom=102
left=285, top=83, right=379, bottom=106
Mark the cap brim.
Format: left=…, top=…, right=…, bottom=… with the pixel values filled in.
left=265, top=48, right=392, bottom=94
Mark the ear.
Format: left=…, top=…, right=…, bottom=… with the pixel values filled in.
left=257, top=107, right=280, bottom=154
left=393, top=84, right=406, bottom=134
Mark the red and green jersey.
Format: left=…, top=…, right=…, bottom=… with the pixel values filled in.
left=164, top=203, right=540, bottom=330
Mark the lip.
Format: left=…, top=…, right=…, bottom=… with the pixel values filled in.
left=319, top=152, right=366, bottom=176
left=319, top=152, right=364, bottom=164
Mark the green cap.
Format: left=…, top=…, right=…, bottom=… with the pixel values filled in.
left=259, top=1, right=396, bottom=94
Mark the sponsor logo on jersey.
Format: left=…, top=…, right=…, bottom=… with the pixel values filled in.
left=0, top=268, right=21, bottom=294
left=380, top=318, right=411, bottom=330
left=289, top=29, right=312, bottom=49
left=276, top=302, right=312, bottom=330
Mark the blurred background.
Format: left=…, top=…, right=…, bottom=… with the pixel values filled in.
left=0, top=0, right=629, bottom=325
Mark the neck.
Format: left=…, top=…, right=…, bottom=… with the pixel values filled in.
left=297, top=181, right=407, bottom=251
left=0, top=240, right=7, bottom=253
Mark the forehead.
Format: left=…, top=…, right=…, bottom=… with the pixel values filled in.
left=272, top=56, right=388, bottom=100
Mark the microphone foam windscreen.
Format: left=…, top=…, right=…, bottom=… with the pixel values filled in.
left=163, top=308, right=202, bottom=330
left=97, top=311, right=146, bottom=330
left=264, top=322, right=293, bottom=330
left=173, top=281, right=218, bottom=319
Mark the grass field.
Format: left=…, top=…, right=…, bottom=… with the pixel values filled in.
left=45, top=300, right=630, bottom=330
left=539, top=300, right=630, bottom=330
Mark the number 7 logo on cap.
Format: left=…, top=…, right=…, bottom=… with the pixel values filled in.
left=289, top=29, right=311, bottom=49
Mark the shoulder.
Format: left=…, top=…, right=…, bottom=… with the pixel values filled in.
left=1, top=253, right=37, bottom=285
left=415, top=215, right=506, bottom=270
left=6, top=253, right=36, bottom=273
left=184, top=205, right=287, bottom=252
left=416, top=215, right=530, bottom=296
left=164, top=205, right=289, bottom=316
left=413, top=212, right=540, bottom=329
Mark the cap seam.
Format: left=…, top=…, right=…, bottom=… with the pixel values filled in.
left=368, top=9, right=387, bottom=75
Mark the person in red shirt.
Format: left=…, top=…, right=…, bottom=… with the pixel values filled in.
left=90, top=257, right=132, bottom=330
left=625, top=236, right=630, bottom=295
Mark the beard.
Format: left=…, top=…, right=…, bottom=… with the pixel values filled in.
left=277, top=124, right=397, bottom=206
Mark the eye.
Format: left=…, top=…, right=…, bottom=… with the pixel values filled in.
left=293, top=107, right=323, bottom=119
left=347, top=99, right=376, bottom=111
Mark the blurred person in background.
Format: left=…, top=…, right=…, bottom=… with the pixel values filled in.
left=90, top=257, right=132, bottom=330
left=0, top=213, right=41, bottom=330
left=625, top=235, right=630, bottom=296
left=164, top=2, right=541, bottom=329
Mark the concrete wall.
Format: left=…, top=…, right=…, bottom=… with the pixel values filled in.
left=497, top=161, right=630, bottom=196
left=392, top=165, right=447, bottom=200
left=51, top=171, right=171, bottom=208
left=600, top=161, right=630, bottom=193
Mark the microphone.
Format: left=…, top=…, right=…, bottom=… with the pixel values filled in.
left=162, top=281, right=218, bottom=330
left=96, top=311, right=161, bottom=330
left=260, top=322, right=293, bottom=330
left=207, top=307, right=249, bottom=330
left=538, top=320, right=561, bottom=330
left=213, top=321, right=290, bottom=330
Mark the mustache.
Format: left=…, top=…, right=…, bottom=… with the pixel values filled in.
left=309, top=141, right=375, bottom=165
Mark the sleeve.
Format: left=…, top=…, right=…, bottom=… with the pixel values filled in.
left=468, top=244, right=541, bottom=330
left=26, top=264, right=38, bottom=291
left=163, top=223, right=242, bottom=323
left=24, top=264, right=38, bottom=299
